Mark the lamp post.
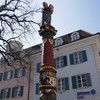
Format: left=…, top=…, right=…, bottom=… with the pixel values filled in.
left=38, top=2, right=57, bottom=100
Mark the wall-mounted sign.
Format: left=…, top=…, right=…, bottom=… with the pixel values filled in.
left=77, top=89, right=96, bottom=99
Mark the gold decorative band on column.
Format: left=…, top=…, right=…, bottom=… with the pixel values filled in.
left=40, top=65, right=56, bottom=73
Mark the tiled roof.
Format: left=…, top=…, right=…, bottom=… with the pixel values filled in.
left=23, top=29, right=96, bottom=55
left=57, top=29, right=92, bottom=45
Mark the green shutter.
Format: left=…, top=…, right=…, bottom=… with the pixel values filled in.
left=65, top=78, right=69, bottom=90
left=14, top=69, right=17, bottom=78
left=12, top=88, right=14, bottom=97
left=37, top=63, right=40, bottom=73
left=22, top=68, right=25, bottom=76
left=3, top=72, right=6, bottom=80
left=36, top=83, right=39, bottom=94
left=7, top=88, right=11, bottom=98
left=86, top=73, right=92, bottom=87
left=0, top=73, right=2, bottom=81
left=72, top=76, right=77, bottom=89
left=0, top=90, right=3, bottom=99
left=69, top=54, right=74, bottom=65
left=82, top=50, right=87, bottom=61
left=20, top=86, right=24, bottom=96
left=63, top=56, right=67, bottom=66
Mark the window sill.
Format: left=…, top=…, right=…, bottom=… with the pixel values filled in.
left=12, top=95, right=23, bottom=98
left=15, top=75, right=25, bottom=78
left=71, top=61, right=87, bottom=65
left=56, top=66, right=67, bottom=69
left=57, top=90, right=68, bottom=94
left=76, top=86, right=89, bottom=90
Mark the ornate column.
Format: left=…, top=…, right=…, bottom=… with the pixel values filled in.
left=38, top=2, right=57, bottom=100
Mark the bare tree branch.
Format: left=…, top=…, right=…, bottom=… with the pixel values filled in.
left=0, top=0, right=41, bottom=66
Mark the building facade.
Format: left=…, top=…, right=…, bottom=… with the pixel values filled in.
left=32, top=30, right=100, bottom=100
left=0, top=29, right=100, bottom=100
left=0, top=41, right=31, bottom=100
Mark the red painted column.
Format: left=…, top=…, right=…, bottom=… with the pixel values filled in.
left=42, top=37, right=54, bottom=65
left=39, top=25, right=57, bottom=100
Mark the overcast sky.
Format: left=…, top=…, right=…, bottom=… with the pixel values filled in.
left=23, top=0, right=100, bottom=48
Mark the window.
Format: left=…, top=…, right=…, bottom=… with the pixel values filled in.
left=12, top=86, right=24, bottom=97
left=57, top=78, right=69, bottom=92
left=69, top=50, right=87, bottom=65
left=54, top=56, right=67, bottom=69
left=57, top=39, right=62, bottom=46
left=2, top=88, right=11, bottom=99
left=15, top=68, right=25, bottom=78
left=74, top=52, right=83, bottom=64
left=3, top=70, right=13, bottom=80
left=77, top=75, right=87, bottom=88
left=71, top=32, right=80, bottom=41
left=56, top=57, right=64, bottom=68
left=36, top=62, right=41, bottom=73
left=0, top=73, right=3, bottom=81
left=72, top=73, right=92, bottom=89
left=0, top=90, right=2, bottom=99
left=55, top=38, right=63, bottom=46
left=36, top=83, right=39, bottom=95
left=73, top=33, right=79, bottom=40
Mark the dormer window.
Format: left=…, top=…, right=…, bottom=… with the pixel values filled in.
left=55, top=38, right=63, bottom=46
left=71, top=32, right=80, bottom=41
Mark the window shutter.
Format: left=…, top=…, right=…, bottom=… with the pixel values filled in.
left=72, top=76, right=77, bottom=89
left=36, top=83, right=39, bottom=94
left=10, top=70, right=13, bottom=79
left=22, top=68, right=25, bottom=76
left=14, top=69, right=17, bottom=78
left=86, top=73, right=92, bottom=87
left=37, top=63, right=40, bottom=73
left=7, top=88, right=11, bottom=98
left=63, top=56, right=67, bottom=66
left=0, top=90, right=3, bottom=99
left=20, top=86, right=24, bottom=96
left=12, top=88, right=14, bottom=97
left=65, top=78, right=69, bottom=90
left=0, top=73, right=2, bottom=81
left=3, top=72, right=6, bottom=80
left=69, top=54, right=74, bottom=65
left=82, top=50, right=87, bottom=61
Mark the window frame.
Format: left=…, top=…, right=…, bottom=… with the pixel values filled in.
left=71, top=32, right=80, bottom=41
left=15, top=68, right=25, bottom=78
left=57, top=77, right=69, bottom=92
left=55, top=38, right=63, bottom=46
left=76, top=74, right=87, bottom=88
left=70, top=50, right=87, bottom=65
left=54, top=56, right=67, bottom=69
left=73, top=51, right=83, bottom=64
left=57, top=78, right=66, bottom=92
left=72, top=73, right=92, bottom=89
left=2, top=88, right=10, bottom=99
left=12, top=86, right=24, bottom=97
left=55, top=57, right=64, bottom=68
left=3, top=70, right=13, bottom=80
